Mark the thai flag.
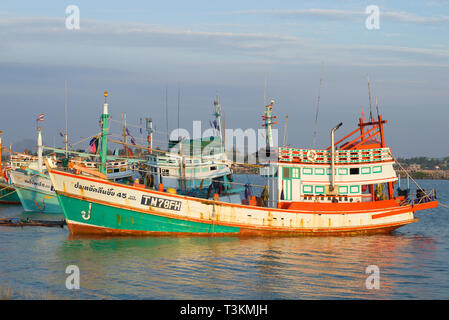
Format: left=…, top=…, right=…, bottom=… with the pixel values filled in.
left=37, top=114, right=45, bottom=122
left=89, top=138, right=97, bottom=153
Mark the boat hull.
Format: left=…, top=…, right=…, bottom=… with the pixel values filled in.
left=48, top=169, right=423, bottom=236
left=9, top=170, right=62, bottom=213
left=0, top=181, right=20, bottom=204
left=15, top=187, right=61, bottom=213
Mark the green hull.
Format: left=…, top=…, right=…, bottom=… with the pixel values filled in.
left=0, top=182, right=20, bottom=204
left=15, top=187, right=61, bottom=213
left=57, top=193, right=240, bottom=235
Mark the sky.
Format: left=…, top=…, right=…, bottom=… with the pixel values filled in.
left=0, top=0, right=448, bottom=158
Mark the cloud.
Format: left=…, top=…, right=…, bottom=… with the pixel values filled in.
left=235, top=8, right=449, bottom=25
left=1, top=12, right=448, bottom=71
left=0, top=15, right=305, bottom=52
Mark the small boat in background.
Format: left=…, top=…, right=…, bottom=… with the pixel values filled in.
left=0, top=131, right=20, bottom=205
left=9, top=124, right=138, bottom=213
left=145, top=95, right=242, bottom=202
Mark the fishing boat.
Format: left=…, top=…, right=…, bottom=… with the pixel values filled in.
left=144, top=96, right=241, bottom=201
left=9, top=126, right=62, bottom=212
left=0, top=131, right=20, bottom=204
left=46, top=91, right=438, bottom=236
left=9, top=125, right=137, bottom=213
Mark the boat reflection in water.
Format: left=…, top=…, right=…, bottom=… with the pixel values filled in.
left=56, top=233, right=437, bottom=299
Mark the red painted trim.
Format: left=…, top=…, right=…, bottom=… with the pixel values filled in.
left=372, top=209, right=409, bottom=219
left=299, top=177, right=397, bottom=184
left=277, top=159, right=394, bottom=166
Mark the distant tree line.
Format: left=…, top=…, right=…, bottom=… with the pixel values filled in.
left=397, top=157, right=449, bottom=170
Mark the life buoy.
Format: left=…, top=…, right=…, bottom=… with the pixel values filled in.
left=306, top=150, right=317, bottom=162
left=147, top=135, right=152, bottom=144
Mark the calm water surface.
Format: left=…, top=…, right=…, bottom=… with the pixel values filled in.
left=0, top=177, right=448, bottom=299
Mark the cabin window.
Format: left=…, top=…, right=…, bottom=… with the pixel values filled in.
left=350, top=185, right=360, bottom=194
left=338, top=186, right=348, bottom=194
left=302, top=168, right=313, bottom=175
left=292, top=168, right=300, bottom=179
left=361, top=167, right=371, bottom=174
left=315, top=186, right=325, bottom=194
left=315, top=168, right=325, bottom=175
left=350, top=168, right=360, bottom=175
left=302, top=185, right=313, bottom=194
left=161, top=169, right=169, bottom=176
left=210, top=166, right=217, bottom=171
left=338, top=168, right=348, bottom=175
left=372, top=166, right=382, bottom=173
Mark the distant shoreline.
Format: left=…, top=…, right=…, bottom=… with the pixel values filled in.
left=233, top=166, right=449, bottom=180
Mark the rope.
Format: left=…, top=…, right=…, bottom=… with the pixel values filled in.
left=127, top=166, right=267, bottom=188
left=70, top=132, right=101, bottom=146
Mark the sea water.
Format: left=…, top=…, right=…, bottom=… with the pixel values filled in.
left=0, top=177, right=448, bottom=299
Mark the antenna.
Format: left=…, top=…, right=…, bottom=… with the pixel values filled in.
left=165, top=85, right=169, bottom=144
left=65, top=80, right=68, bottom=156
left=122, top=113, right=127, bottom=156
left=263, top=56, right=268, bottom=106
left=367, top=75, right=373, bottom=122
left=313, top=62, right=324, bottom=149
left=283, top=115, right=289, bottom=147
left=177, top=83, right=180, bottom=141
left=375, top=96, right=380, bottom=118
left=222, top=111, right=226, bottom=157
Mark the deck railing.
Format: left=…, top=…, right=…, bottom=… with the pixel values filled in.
left=400, top=188, right=437, bottom=206
left=278, top=147, right=394, bottom=164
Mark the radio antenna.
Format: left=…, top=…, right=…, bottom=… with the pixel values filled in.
left=313, top=62, right=324, bottom=149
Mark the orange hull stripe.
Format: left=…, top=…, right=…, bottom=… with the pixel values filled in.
left=66, top=218, right=417, bottom=236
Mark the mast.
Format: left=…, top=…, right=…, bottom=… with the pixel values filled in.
left=146, top=117, right=153, bottom=152
left=37, top=126, right=43, bottom=173
left=262, top=100, right=276, bottom=150
left=213, top=93, right=223, bottom=142
left=99, top=91, right=110, bottom=175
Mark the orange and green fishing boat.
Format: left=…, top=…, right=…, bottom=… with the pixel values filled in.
left=46, top=91, right=438, bottom=236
